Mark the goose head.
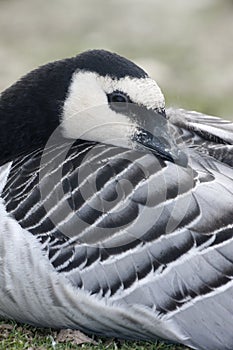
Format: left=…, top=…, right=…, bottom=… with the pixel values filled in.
left=0, top=49, right=186, bottom=166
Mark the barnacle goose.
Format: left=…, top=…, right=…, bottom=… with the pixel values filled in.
left=0, top=49, right=233, bottom=350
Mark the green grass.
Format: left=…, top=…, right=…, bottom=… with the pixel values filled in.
left=0, top=320, right=189, bottom=350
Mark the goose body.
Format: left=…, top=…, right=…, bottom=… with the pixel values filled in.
left=0, top=50, right=233, bottom=350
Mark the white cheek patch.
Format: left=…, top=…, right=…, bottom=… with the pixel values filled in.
left=63, top=72, right=107, bottom=117
left=63, top=104, right=136, bottom=148
left=61, top=71, right=136, bottom=148
left=61, top=70, right=165, bottom=148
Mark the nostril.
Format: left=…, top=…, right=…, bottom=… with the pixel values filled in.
left=137, top=131, right=152, bottom=144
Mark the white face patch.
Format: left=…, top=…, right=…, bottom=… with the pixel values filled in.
left=61, top=71, right=165, bottom=148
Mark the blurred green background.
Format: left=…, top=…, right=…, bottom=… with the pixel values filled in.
left=0, top=0, right=232, bottom=120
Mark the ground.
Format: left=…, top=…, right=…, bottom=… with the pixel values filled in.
left=0, top=320, right=189, bottom=350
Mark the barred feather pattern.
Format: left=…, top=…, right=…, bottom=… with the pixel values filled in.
left=1, top=109, right=233, bottom=350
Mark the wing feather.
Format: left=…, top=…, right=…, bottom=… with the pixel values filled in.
left=1, top=109, right=233, bottom=350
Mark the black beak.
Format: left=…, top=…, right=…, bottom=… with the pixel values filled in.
left=132, top=109, right=188, bottom=167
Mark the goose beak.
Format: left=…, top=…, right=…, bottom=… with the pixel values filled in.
left=132, top=109, right=188, bottom=167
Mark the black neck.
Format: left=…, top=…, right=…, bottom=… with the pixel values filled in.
left=0, top=50, right=148, bottom=166
left=0, top=58, right=77, bottom=166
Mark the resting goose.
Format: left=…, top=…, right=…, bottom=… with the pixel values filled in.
left=0, top=49, right=233, bottom=350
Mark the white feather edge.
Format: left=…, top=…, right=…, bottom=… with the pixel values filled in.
left=0, top=162, right=12, bottom=193
left=0, top=167, right=189, bottom=346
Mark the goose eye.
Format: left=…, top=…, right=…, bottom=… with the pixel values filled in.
left=108, top=91, right=129, bottom=111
